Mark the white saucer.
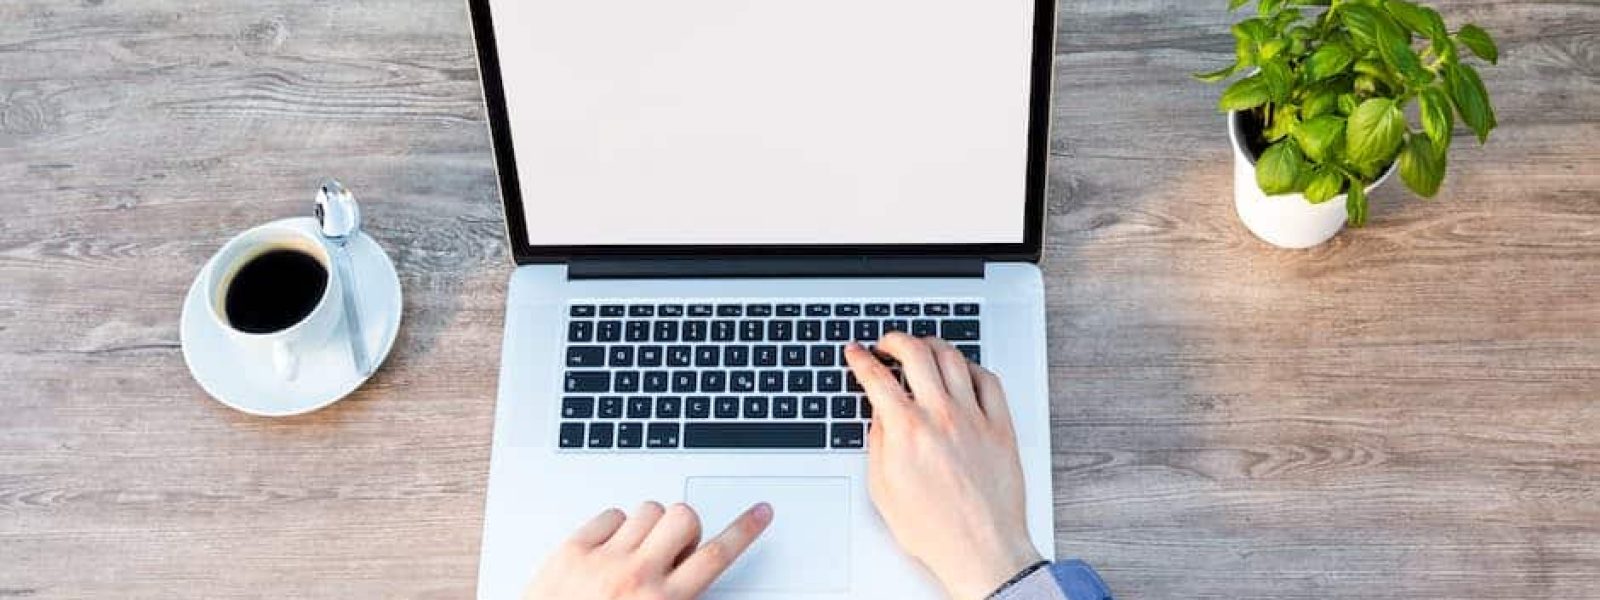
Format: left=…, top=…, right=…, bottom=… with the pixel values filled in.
left=181, top=217, right=403, bottom=417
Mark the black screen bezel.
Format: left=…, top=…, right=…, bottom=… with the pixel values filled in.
left=467, top=0, right=1057, bottom=265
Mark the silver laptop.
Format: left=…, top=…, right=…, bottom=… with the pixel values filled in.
left=467, top=1, right=1058, bottom=597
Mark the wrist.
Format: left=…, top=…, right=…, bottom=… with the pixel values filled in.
left=941, top=541, right=1043, bottom=600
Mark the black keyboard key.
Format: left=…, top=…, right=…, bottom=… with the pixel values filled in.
left=587, top=422, right=614, bottom=448
left=809, top=345, right=836, bottom=366
left=657, top=397, right=682, bottom=419
left=683, top=320, right=708, bottom=342
left=716, top=305, right=743, bottom=317
left=941, top=320, right=981, bottom=341
left=568, top=321, right=594, bottom=342
left=743, top=396, right=770, bottom=418
left=600, top=305, right=626, bottom=317
left=700, top=371, right=727, bottom=392
left=860, top=397, right=873, bottom=419
left=626, top=321, right=650, bottom=342
left=787, top=371, right=813, bottom=392
left=566, top=345, right=604, bottom=367
left=768, top=320, right=794, bottom=341
left=686, top=397, right=712, bottom=419
left=746, top=304, right=773, bottom=317
left=912, top=319, right=938, bottom=338
left=739, top=321, right=764, bottom=341
left=597, top=321, right=622, bottom=342
left=659, top=304, right=684, bottom=317
left=629, top=305, right=655, bottom=317
left=831, top=396, right=857, bottom=418
left=826, top=320, right=851, bottom=341
left=653, top=321, right=679, bottom=342
left=924, top=303, right=951, bottom=316
left=957, top=344, right=981, bottom=364
left=802, top=396, right=827, bottom=418
left=627, top=396, right=652, bottom=419
left=817, top=370, right=843, bottom=392
left=689, top=304, right=715, bottom=317
left=894, top=303, right=920, bottom=316
left=845, top=371, right=864, bottom=393
left=711, top=321, right=736, bottom=341
left=835, top=304, right=861, bottom=316
left=642, top=371, right=669, bottom=392
left=612, top=371, right=639, bottom=393
left=714, top=396, right=740, bottom=419
left=773, top=396, right=799, bottom=419
left=805, top=304, right=831, bottom=317
left=647, top=423, right=681, bottom=448
left=831, top=422, right=865, bottom=449
left=758, top=371, right=784, bottom=392
left=617, top=423, right=643, bottom=448
left=695, top=346, right=720, bottom=367
left=608, top=346, right=635, bottom=367
left=598, top=396, right=624, bottom=419
left=724, top=345, right=750, bottom=367
left=866, top=303, right=892, bottom=316
left=955, top=303, right=980, bottom=316
left=776, top=304, right=802, bottom=317
left=730, top=371, right=756, bottom=392
left=754, top=345, right=779, bottom=367
left=782, top=345, right=807, bottom=367
left=671, top=371, right=697, bottom=393
left=571, top=305, right=597, bottom=317
left=559, top=423, right=585, bottom=448
left=561, top=397, right=595, bottom=419
left=853, top=320, right=880, bottom=341
left=565, top=371, right=610, bottom=393
left=882, top=319, right=909, bottom=334
left=667, top=346, right=693, bottom=367
left=797, top=320, right=822, bottom=341
left=683, top=423, right=826, bottom=449
left=638, top=346, right=664, bottom=367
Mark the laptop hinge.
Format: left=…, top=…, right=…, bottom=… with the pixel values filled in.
left=567, top=257, right=985, bottom=280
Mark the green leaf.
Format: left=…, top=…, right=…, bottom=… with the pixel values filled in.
left=1258, top=0, right=1286, bottom=18
left=1384, top=0, right=1447, bottom=39
left=1375, top=16, right=1427, bottom=83
left=1304, top=167, right=1346, bottom=204
left=1340, top=4, right=1389, bottom=47
left=1260, top=59, right=1293, bottom=102
left=1256, top=141, right=1305, bottom=195
left=1306, top=42, right=1355, bottom=81
left=1337, top=93, right=1359, bottom=116
left=1302, top=89, right=1339, bottom=120
left=1194, top=62, right=1241, bottom=83
left=1346, top=176, right=1370, bottom=227
left=1418, top=87, right=1454, bottom=148
left=1293, top=115, right=1346, bottom=163
left=1443, top=63, right=1497, bottom=143
left=1219, top=76, right=1272, bottom=112
left=1456, top=24, right=1499, bottom=65
left=1260, top=38, right=1288, bottom=60
left=1229, top=0, right=1252, bottom=11
left=1264, top=103, right=1301, bottom=142
left=1345, top=97, right=1407, bottom=168
left=1398, top=134, right=1447, bottom=198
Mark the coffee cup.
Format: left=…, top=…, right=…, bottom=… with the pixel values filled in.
left=202, top=223, right=344, bottom=381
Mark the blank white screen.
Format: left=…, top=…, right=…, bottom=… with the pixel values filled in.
left=488, top=0, right=1037, bottom=246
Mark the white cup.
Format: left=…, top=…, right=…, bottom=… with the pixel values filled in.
left=203, top=223, right=344, bottom=381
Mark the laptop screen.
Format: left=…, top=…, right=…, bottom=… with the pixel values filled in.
left=482, top=0, right=1044, bottom=249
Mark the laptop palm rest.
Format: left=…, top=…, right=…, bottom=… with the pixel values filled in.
left=686, top=477, right=851, bottom=594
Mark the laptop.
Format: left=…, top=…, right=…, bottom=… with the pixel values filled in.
left=467, top=1, right=1058, bottom=597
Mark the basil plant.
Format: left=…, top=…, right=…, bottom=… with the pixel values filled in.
left=1198, top=0, right=1499, bottom=226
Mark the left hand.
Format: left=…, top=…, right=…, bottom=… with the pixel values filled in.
left=523, top=501, right=773, bottom=600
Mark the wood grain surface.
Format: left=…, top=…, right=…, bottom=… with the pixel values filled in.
left=2, top=1, right=1596, bottom=598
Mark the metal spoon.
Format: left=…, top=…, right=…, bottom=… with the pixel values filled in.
left=315, top=179, right=372, bottom=376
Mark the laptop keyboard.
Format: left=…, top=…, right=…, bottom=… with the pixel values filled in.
left=558, top=300, right=981, bottom=451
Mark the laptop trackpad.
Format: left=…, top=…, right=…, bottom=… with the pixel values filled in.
left=686, top=477, right=850, bottom=594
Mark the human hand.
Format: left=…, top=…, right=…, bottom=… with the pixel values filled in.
left=845, top=333, right=1042, bottom=600
left=523, top=501, right=773, bottom=600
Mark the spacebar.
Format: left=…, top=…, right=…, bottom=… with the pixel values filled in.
left=683, top=424, right=826, bottom=449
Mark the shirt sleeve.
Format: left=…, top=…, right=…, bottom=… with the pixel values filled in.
left=989, top=560, right=1112, bottom=600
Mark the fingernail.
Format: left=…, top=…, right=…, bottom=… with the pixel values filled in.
left=751, top=502, right=773, bottom=524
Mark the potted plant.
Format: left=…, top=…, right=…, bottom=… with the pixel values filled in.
left=1197, top=0, right=1500, bottom=248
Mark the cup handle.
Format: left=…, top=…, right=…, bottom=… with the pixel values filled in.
left=273, top=340, right=299, bottom=381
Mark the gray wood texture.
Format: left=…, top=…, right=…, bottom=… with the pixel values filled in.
left=2, top=1, right=1597, bottom=598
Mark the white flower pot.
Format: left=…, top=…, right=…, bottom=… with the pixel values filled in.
left=1229, top=111, right=1398, bottom=249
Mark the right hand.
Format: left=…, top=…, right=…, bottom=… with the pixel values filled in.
left=845, top=333, right=1043, bottom=600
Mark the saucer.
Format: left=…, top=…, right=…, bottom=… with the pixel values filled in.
left=180, top=217, right=403, bottom=417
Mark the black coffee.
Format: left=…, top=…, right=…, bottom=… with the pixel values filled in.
left=224, top=249, right=328, bottom=334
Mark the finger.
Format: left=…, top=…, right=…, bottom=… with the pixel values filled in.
left=638, top=503, right=704, bottom=569
left=970, top=363, right=1016, bottom=440
left=604, top=501, right=666, bottom=551
left=844, top=342, right=914, bottom=425
left=665, top=503, right=774, bottom=599
left=926, top=338, right=978, bottom=413
left=566, top=507, right=627, bottom=549
left=874, top=332, right=949, bottom=408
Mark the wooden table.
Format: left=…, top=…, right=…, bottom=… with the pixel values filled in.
left=3, top=1, right=1596, bottom=598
